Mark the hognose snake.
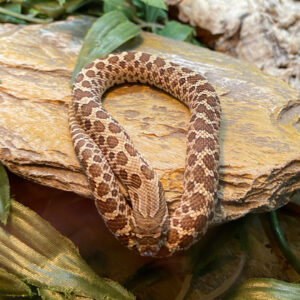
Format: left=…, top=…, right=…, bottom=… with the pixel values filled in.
left=69, top=51, right=221, bottom=257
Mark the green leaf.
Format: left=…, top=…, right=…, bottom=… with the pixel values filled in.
left=139, top=0, right=167, bottom=10
left=0, top=3, right=26, bottom=24
left=28, top=7, right=41, bottom=17
left=132, top=0, right=167, bottom=22
left=56, top=0, right=65, bottom=6
left=64, top=0, right=93, bottom=14
left=224, top=278, right=300, bottom=300
left=38, top=287, right=93, bottom=299
left=0, top=5, right=53, bottom=23
left=0, top=3, right=21, bottom=14
left=158, top=21, right=195, bottom=42
left=72, top=10, right=140, bottom=83
left=0, top=162, right=10, bottom=225
left=0, top=200, right=135, bottom=299
left=156, top=6, right=167, bottom=20
left=0, top=267, right=33, bottom=297
left=103, top=0, right=134, bottom=19
left=31, top=1, right=65, bottom=19
left=38, top=288, right=65, bottom=300
left=145, top=5, right=160, bottom=23
left=190, top=38, right=206, bottom=47
left=132, top=0, right=144, bottom=11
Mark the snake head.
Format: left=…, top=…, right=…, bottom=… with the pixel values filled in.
left=131, top=211, right=169, bottom=257
left=128, top=180, right=170, bottom=256
left=134, top=230, right=167, bottom=257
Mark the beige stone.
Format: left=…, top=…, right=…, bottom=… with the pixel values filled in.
left=0, top=16, right=299, bottom=225
left=165, top=0, right=300, bottom=92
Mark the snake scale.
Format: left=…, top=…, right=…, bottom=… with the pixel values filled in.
left=69, top=51, right=221, bottom=257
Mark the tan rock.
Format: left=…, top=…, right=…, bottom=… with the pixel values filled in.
left=165, top=0, right=300, bottom=92
left=0, top=16, right=299, bottom=225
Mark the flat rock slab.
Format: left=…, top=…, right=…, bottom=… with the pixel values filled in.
left=0, top=16, right=299, bottom=225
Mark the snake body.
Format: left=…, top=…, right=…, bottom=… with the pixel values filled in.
left=69, top=52, right=221, bottom=257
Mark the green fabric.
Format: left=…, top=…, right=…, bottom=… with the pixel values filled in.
left=0, top=200, right=135, bottom=299
left=0, top=267, right=32, bottom=297
left=225, top=278, right=300, bottom=300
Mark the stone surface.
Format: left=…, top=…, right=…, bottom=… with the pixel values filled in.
left=165, top=0, right=300, bottom=92
left=0, top=16, right=299, bottom=225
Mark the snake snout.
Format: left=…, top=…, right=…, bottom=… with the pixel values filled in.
left=134, top=225, right=167, bottom=257
left=134, top=232, right=164, bottom=255
left=131, top=207, right=170, bottom=256
left=137, top=241, right=160, bottom=257
left=140, top=249, right=154, bottom=257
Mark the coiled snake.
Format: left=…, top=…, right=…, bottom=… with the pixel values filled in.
left=69, top=52, right=221, bottom=257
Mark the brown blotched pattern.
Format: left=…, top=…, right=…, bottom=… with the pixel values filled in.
left=69, top=51, right=221, bottom=257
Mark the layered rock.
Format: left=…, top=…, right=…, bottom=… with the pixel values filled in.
left=0, top=16, right=299, bottom=225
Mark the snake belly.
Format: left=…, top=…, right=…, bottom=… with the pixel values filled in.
left=69, top=51, right=221, bottom=257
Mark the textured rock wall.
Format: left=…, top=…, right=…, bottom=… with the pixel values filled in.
left=165, top=0, right=300, bottom=92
